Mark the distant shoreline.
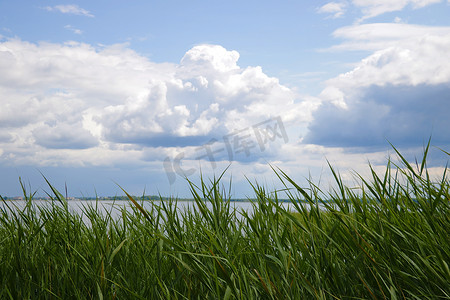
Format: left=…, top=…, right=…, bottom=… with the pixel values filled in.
left=1, top=196, right=294, bottom=203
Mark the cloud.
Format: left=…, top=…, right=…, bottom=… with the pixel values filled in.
left=352, top=0, right=442, bottom=20
left=306, top=83, right=450, bottom=148
left=328, top=23, right=450, bottom=51
left=32, top=122, right=98, bottom=149
left=306, top=26, right=450, bottom=150
left=181, top=44, right=240, bottom=72
left=0, top=39, right=317, bottom=167
left=0, top=131, right=12, bottom=143
left=317, top=1, right=444, bottom=22
left=64, top=25, right=82, bottom=35
left=317, top=2, right=348, bottom=18
left=44, top=4, right=94, bottom=17
left=328, top=26, right=450, bottom=86
left=97, top=44, right=316, bottom=148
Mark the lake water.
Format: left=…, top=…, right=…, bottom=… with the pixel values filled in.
left=1, top=200, right=320, bottom=222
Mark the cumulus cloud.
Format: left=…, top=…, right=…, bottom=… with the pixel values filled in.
left=44, top=4, right=94, bottom=17
left=317, top=2, right=348, bottom=18
left=0, top=39, right=317, bottom=167
left=97, top=44, right=315, bottom=148
left=306, top=25, right=450, bottom=150
left=327, top=27, right=450, bottom=86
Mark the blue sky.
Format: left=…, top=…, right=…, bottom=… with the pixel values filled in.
left=1, top=0, right=450, bottom=197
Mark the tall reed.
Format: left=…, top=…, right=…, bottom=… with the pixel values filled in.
left=0, top=143, right=448, bottom=299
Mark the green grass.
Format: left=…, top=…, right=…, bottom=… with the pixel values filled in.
left=0, top=143, right=449, bottom=299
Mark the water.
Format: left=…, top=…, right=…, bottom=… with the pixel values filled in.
left=1, top=199, right=314, bottom=223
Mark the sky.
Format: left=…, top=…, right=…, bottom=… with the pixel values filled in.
left=1, top=0, right=450, bottom=198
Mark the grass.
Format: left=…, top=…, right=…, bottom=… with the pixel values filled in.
left=0, top=142, right=449, bottom=299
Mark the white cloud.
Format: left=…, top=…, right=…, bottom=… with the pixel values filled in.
left=328, top=23, right=450, bottom=51
left=45, top=4, right=94, bottom=17
left=317, top=1, right=443, bottom=21
left=352, top=0, right=442, bottom=20
left=98, top=44, right=317, bottom=148
left=0, top=39, right=318, bottom=168
left=181, top=44, right=240, bottom=72
left=64, top=25, right=82, bottom=35
left=317, top=2, right=348, bottom=18
left=306, top=24, right=450, bottom=149
left=327, top=24, right=450, bottom=86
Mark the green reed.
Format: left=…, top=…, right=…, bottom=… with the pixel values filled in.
left=0, top=142, right=449, bottom=299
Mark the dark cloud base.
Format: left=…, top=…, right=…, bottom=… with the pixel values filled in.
left=108, top=134, right=215, bottom=148
left=305, top=83, right=450, bottom=151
